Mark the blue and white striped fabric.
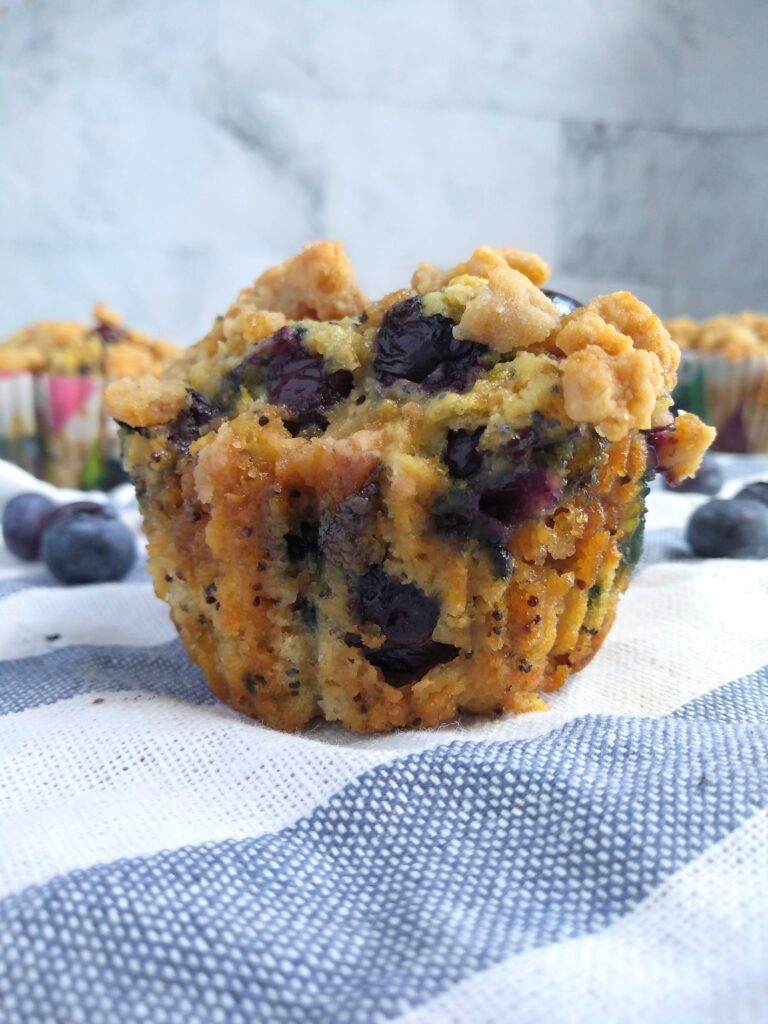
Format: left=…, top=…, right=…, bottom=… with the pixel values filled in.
left=1, top=457, right=767, bottom=1024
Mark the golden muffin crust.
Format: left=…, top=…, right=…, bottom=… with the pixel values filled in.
left=108, top=242, right=714, bottom=733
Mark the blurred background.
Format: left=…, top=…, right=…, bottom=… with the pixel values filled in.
left=1, top=0, right=766, bottom=345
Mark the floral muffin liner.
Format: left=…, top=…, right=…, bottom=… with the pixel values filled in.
left=0, top=371, right=127, bottom=490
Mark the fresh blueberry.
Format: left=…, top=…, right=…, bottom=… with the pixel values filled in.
left=45, top=500, right=107, bottom=526
left=42, top=506, right=136, bottom=584
left=444, top=427, right=485, bottom=479
left=541, top=289, right=583, bottom=317
left=734, top=481, right=768, bottom=508
left=352, top=565, right=458, bottom=685
left=2, top=492, right=58, bottom=561
left=664, top=453, right=723, bottom=495
left=168, top=389, right=215, bottom=454
left=686, top=499, right=768, bottom=559
left=374, top=297, right=484, bottom=392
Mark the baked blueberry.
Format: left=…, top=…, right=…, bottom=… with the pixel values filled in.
left=374, top=297, right=484, bottom=392
left=444, top=427, right=485, bottom=479
left=2, top=492, right=57, bottom=561
left=168, top=389, right=215, bottom=454
left=541, top=289, right=583, bottom=317
left=42, top=506, right=136, bottom=584
left=686, top=498, right=768, bottom=559
left=223, top=327, right=352, bottom=434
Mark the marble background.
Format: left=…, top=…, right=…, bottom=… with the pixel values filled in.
left=1, top=0, right=766, bottom=344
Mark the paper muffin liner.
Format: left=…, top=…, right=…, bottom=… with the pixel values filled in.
left=0, top=371, right=43, bottom=477
left=31, top=375, right=128, bottom=490
left=673, top=352, right=768, bottom=453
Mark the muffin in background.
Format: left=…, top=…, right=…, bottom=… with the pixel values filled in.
left=667, top=312, right=768, bottom=453
left=107, top=242, right=714, bottom=734
left=0, top=304, right=179, bottom=488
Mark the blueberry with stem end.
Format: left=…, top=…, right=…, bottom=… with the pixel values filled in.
left=42, top=506, right=136, bottom=584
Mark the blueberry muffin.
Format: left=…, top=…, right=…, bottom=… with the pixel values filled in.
left=106, top=242, right=714, bottom=733
left=0, top=304, right=178, bottom=487
left=667, top=312, right=768, bottom=452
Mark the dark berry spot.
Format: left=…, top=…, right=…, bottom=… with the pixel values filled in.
left=541, top=289, right=583, bottom=317
left=285, top=521, right=319, bottom=561
left=292, top=596, right=317, bottom=630
left=258, top=415, right=270, bottom=426
left=374, top=296, right=484, bottom=393
left=93, top=321, right=126, bottom=345
left=168, top=389, right=214, bottom=455
left=444, top=427, right=485, bottom=479
left=363, top=641, right=459, bottom=688
left=243, top=673, right=266, bottom=693
left=518, top=660, right=533, bottom=673
left=527, top=595, right=539, bottom=607
left=352, top=566, right=458, bottom=685
left=320, top=478, right=381, bottom=573
left=221, top=326, right=352, bottom=434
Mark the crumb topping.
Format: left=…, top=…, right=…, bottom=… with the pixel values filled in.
left=412, top=246, right=550, bottom=293
left=453, top=266, right=561, bottom=352
left=244, top=241, right=366, bottom=322
left=652, top=411, right=717, bottom=484
left=104, top=375, right=188, bottom=427
left=666, top=312, right=768, bottom=361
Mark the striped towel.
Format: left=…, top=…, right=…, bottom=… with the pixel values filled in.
left=1, top=457, right=767, bottom=1024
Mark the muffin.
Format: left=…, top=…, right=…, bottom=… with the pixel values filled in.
left=666, top=312, right=768, bottom=453
left=0, top=303, right=178, bottom=488
left=106, top=242, right=714, bottom=733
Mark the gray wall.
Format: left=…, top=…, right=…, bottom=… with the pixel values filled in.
left=1, top=0, right=766, bottom=344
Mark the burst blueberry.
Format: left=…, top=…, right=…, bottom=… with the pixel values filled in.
left=374, top=297, right=484, bottom=392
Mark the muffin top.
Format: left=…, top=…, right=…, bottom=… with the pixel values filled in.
left=666, top=312, right=768, bottom=361
left=106, top=241, right=714, bottom=484
left=0, top=303, right=179, bottom=377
